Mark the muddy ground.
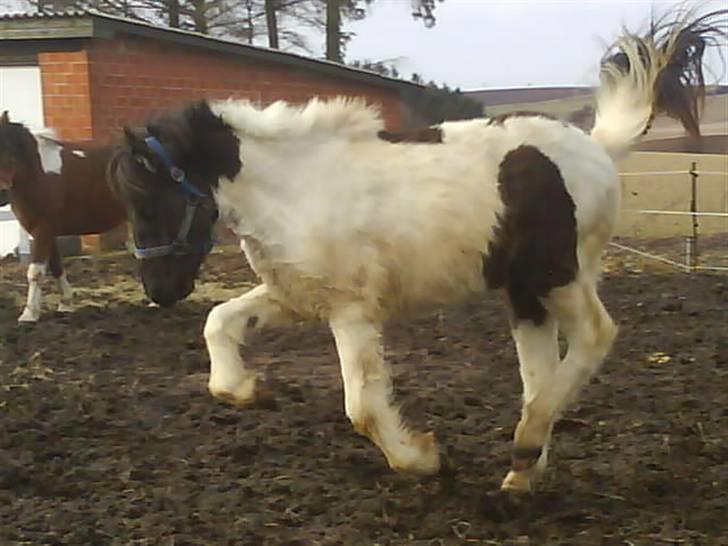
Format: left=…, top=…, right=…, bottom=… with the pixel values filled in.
left=0, top=247, right=726, bottom=546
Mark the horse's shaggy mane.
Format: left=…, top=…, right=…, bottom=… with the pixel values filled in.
left=210, top=96, right=384, bottom=141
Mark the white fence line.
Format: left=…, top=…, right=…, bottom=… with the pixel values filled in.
left=624, top=209, right=728, bottom=217
left=616, top=162, right=727, bottom=273
left=608, top=241, right=692, bottom=271
left=619, top=170, right=727, bottom=177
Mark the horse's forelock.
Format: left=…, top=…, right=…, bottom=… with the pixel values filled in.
left=147, top=101, right=211, bottom=154
left=107, top=143, right=152, bottom=199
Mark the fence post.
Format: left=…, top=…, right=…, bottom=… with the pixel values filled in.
left=686, top=161, right=699, bottom=271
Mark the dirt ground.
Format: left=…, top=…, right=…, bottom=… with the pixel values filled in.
left=1, top=247, right=726, bottom=546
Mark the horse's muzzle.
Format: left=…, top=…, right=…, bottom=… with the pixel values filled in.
left=143, top=275, right=195, bottom=307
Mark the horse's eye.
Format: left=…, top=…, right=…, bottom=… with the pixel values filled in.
left=135, top=155, right=157, bottom=173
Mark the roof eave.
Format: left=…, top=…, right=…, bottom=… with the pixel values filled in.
left=0, top=15, right=94, bottom=39
left=0, top=11, right=421, bottom=93
left=88, top=14, right=419, bottom=92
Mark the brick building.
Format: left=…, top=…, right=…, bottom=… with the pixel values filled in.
left=0, top=10, right=422, bottom=251
left=0, top=9, right=420, bottom=139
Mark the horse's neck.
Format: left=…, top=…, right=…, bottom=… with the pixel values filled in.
left=10, top=157, right=54, bottom=217
left=218, top=137, right=318, bottom=235
left=242, top=137, right=319, bottom=190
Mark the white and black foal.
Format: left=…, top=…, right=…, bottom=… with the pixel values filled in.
left=109, top=9, right=725, bottom=493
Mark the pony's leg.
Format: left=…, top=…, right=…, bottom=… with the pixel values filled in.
left=47, top=238, right=73, bottom=313
left=18, top=232, right=53, bottom=323
left=503, top=278, right=617, bottom=492
left=329, top=306, right=440, bottom=475
left=203, top=284, right=294, bottom=404
left=501, top=315, right=559, bottom=493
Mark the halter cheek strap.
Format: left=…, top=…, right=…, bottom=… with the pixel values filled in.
left=133, top=200, right=212, bottom=259
left=132, top=136, right=214, bottom=260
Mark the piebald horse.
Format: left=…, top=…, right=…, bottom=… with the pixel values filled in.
left=109, top=9, right=725, bottom=492
left=0, top=113, right=126, bottom=323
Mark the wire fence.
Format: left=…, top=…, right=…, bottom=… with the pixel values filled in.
left=2, top=162, right=727, bottom=271
left=611, top=161, right=728, bottom=272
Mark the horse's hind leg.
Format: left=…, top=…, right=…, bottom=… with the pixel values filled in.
left=18, top=231, right=53, bottom=323
left=503, top=276, right=617, bottom=492
left=501, top=311, right=560, bottom=493
left=203, top=284, right=295, bottom=405
left=48, top=238, right=73, bottom=313
left=329, top=306, right=440, bottom=475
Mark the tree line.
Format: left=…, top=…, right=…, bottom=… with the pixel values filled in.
left=34, top=0, right=441, bottom=61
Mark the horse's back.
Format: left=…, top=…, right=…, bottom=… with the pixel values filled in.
left=228, top=115, right=619, bottom=320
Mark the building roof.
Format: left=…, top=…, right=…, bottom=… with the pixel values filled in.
left=0, top=9, right=423, bottom=92
left=463, top=86, right=593, bottom=107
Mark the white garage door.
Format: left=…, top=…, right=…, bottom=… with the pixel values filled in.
left=0, top=65, right=44, bottom=258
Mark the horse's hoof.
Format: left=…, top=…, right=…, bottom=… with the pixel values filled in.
left=389, top=431, right=441, bottom=476
left=209, top=374, right=258, bottom=407
left=501, top=469, right=535, bottom=494
left=501, top=461, right=547, bottom=495
left=57, top=303, right=73, bottom=314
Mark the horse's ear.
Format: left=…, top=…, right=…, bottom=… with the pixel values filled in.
left=123, top=125, right=138, bottom=145
left=0, top=111, right=9, bottom=125
left=123, top=126, right=148, bottom=154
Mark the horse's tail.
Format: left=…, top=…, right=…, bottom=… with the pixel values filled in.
left=590, top=7, right=727, bottom=161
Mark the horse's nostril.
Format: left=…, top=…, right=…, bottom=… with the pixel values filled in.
left=149, top=288, right=177, bottom=307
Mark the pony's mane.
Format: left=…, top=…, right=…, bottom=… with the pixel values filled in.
left=0, top=121, right=57, bottom=143
left=210, top=97, right=385, bottom=141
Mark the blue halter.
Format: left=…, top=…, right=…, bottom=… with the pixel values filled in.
left=143, top=136, right=206, bottom=198
left=132, top=136, right=214, bottom=260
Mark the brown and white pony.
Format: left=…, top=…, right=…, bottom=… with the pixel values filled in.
left=0, top=113, right=126, bottom=323
left=109, top=9, right=724, bottom=493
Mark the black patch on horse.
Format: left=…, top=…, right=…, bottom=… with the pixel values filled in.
left=482, top=145, right=578, bottom=325
left=377, top=127, right=443, bottom=143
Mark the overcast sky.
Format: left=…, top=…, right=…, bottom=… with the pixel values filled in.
left=342, top=0, right=728, bottom=90
left=0, top=0, right=724, bottom=89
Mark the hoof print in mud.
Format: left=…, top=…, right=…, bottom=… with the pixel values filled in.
left=248, top=389, right=279, bottom=410
left=481, top=489, right=533, bottom=522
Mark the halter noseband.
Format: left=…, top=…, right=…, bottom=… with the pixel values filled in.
left=133, top=136, right=214, bottom=260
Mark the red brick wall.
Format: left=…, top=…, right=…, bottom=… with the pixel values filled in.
left=38, top=50, right=94, bottom=140
left=86, top=34, right=402, bottom=142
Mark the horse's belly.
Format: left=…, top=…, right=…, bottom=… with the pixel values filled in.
left=243, top=237, right=487, bottom=320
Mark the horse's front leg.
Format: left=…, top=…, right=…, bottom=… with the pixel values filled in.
left=18, top=230, right=53, bottom=323
left=48, top=238, right=73, bottom=313
left=329, top=306, right=440, bottom=475
left=203, top=284, right=294, bottom=405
